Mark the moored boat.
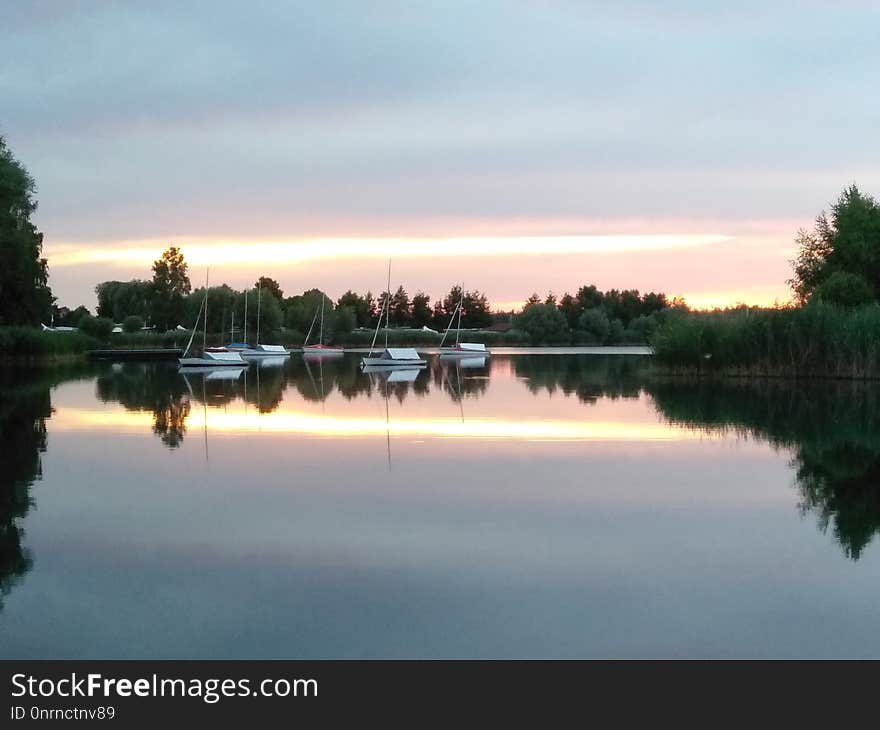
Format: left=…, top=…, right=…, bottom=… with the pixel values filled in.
left=361, top=261, right=425, bottom=369
left=361, top=347, right=426, bottom=369
left=179, top=271, right=248, bottom=369
left=438, top=290, right=490, bottom=357
left=302, top=293, right=344, bottom=355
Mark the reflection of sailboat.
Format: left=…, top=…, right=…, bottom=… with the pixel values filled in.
left=255, top=355, right=288, bottom=369
left=303, top=293, right=344, bottom=356
left=204, top=367, right=247, bottom=381
left=363, top=367, right=422, bottom=383
left=457, top=356, right=487, bottom=369
left=438, top=289, right=490, bottom=358
left=179, top=270, right=248, bottom=369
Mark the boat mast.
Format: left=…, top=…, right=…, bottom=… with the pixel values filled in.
left=231, top=310, right=235, bottom=343
left=439, top=290, right=461, bottom=349
left=182, top=290, right=205, bottom=357
left=367, top=296, right=385, bottom=356
left=243, top=289, right=248, bottom=344
left=256, top=283, right=262, bottom=345
left=319, top=293, right=325, bottom=345
left=385, top=259, right=391, bottom=350
left=456, top=288, right=464, bottom=346
left=203, top=269, right=209, bottom=352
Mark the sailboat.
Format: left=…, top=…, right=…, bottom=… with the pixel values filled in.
left=360, top=262, right=426, bottom=370
left=438, top=289, right=490, bottom=357
left=302, top=293, right=344, bottom=356
left=232, top=284, right=291, bottom=358
left=179, top=271, right=248, bottom=370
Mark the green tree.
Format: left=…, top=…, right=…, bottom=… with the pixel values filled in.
left=95, top=280, right=152, bottom=322
left=255, top=276, right=283, bottom=301
left=122, top=315, right=144, bottom=333
left=78, top=315, right=115, bottom=339
left=285, top=289, right=329, bottom=335
left=337, top=290, right=374, bottom=327
left=150, top=246, right=191, bottom=330
left=515, top=302, right=569, bottom=344
left=577, top=308, right=611, bottom=344
left=410, top=292, right=433, bottom=328
left=813, top=271, right=874, bottom=307
left=789, top=185, right=880, bottom=304
left=0, top=136, right=53, bottom=325
left=462, top=290, right=493, bottom=328
left=389, top=286, right=411, bottom=326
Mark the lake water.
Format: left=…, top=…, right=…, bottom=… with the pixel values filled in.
left=2, top=353, right=879, bottom=658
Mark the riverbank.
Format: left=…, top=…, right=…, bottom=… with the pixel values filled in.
left=0, top=327, right=97, bottom=361
left=651, top=303, right=880, bottom=379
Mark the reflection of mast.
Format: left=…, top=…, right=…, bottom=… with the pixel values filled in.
left=440, top=360, right=466, bottom=422
left=366, top=370, right=393, bottom=471
left=386, top=387, right=391, bottom=472
left=202, top=372, right=209, bottom=464
left=180, top=372, right=208, bottom=463
left=303, top=356, right=327, bottom=410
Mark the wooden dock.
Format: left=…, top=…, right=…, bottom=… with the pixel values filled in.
left=87, top=348, right=183, bottom=361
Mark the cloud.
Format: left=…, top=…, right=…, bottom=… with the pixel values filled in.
left=2, top=1, right=878, bottom=305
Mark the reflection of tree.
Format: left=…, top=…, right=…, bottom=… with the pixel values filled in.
left=431, top=360, right=490, bottom=402
left=0, top=369, right=55, bottom=608
left=245, top=365, right=287, bottom=413
left=512, top=355, right=646, bottom=403
left=152, top=396, right=191, bottom=448
left=648, top=379, right=880, bottom=560
left=289, top=356, right=372, bottom=402
left=97, top=363, right=193, bottom=448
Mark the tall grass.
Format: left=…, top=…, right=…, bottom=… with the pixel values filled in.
left=0, top=327, right=97, bottom=359
left=651, top=304, right=880, bottom=378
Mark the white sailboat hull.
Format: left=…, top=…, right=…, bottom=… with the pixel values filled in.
left=239, top=349, right=291, bottom=358
left=302, top=346, right=344, bottom=357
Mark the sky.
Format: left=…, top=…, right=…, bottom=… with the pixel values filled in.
left=2, top=0, right=878, bottom=310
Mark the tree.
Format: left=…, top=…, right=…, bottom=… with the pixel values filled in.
left=515, top=302, right=569, bottom=344
left=95, top=280, right=152, bottom=322
left=789, top=185, right=880, bottom=304
left=440, top=286, right=492, bottom=329
left=577, top=308, right=610, bottom=344
left=411, top=292, right=433, bottom=328
left=122, top=315, right=145, bottom=333
left=389, top=286, right=411, bottom=326
left=0, top=136, right=53, bottom=325
left=255, top=276, right=283, bottom=301
left=150, top=246, right=191, bottom=330
left=461, top=290, right=493, bottom=328
left=813, top=271, right=874, bottom=307
left=78, top=315, right=115, bottom=339
left=284, top=289, right=329, bottom=334
left=337, top=290, right=374, bottom=327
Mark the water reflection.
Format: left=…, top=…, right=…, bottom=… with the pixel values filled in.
left=0, top=365, right=91, bottom=607
left=647, top=379, right=880, bottom=560
left=3, top=353, right=880, bottom=633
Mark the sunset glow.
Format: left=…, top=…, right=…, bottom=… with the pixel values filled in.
left=51, top=406, right=708, bottom=443
left=47, top=234, right=731, bottom=268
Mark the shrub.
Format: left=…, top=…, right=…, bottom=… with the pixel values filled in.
left=78, top=315, right=115, bottom=340
left=122, top=315, right=144, bottom=333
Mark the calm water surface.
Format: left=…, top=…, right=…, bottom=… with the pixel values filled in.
left=2, top=354, right=879, bottom=658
